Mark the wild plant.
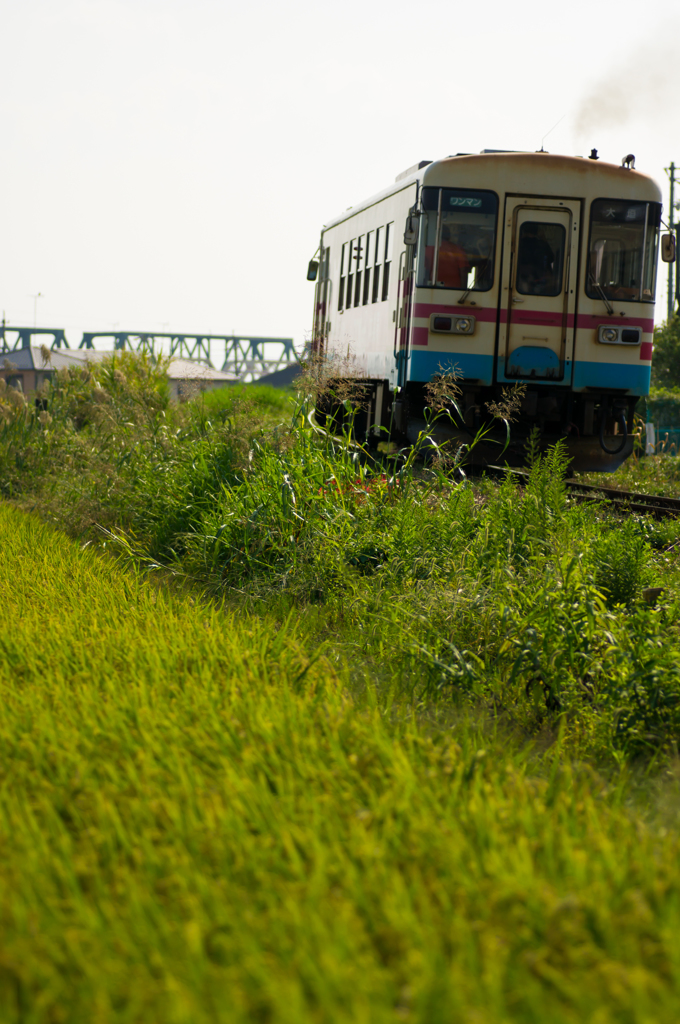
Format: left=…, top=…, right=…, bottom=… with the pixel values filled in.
left=589, top=518, right=655, bottom=607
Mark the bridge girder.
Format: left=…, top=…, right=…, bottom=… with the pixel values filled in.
left=0, top=327, right=297, bottom=381
left=0, top=326, right=70, bottom=352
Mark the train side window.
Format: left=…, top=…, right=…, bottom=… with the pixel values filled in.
left=515, top=222, right=566, bottom=296
left=363, top=231, right=373, bottom=305
left=372, top=227, right=382, bottom=302
left=354, top=236, right=364, bottom=307
left=338, top=242, right=347, bottom=311
left=346, top=238, right=355, bottom=312
left=352, top=236, right=364, bottom=307
left=382, top=222, right=394, bottom=300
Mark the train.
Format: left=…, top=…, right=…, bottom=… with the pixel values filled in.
left=309, top=149, right=676, bottom=471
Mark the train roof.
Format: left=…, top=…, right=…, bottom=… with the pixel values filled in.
left=322, top=151, right=662, bottom=232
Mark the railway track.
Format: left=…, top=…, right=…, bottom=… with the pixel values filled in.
left=563, top=480, right=680, bottom=519
left=488, top=466, right=680, bottom=520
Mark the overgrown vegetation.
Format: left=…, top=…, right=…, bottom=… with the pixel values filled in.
left=4, top=505, right=680, bottom=1022
left=579, top=445, right=680, bottom=497
left=2, top=352, right=680, bottom=764
left=3, top=354, right=680, bottom=1019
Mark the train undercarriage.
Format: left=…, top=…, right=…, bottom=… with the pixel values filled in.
left=315, top=380, right=638, bottom=473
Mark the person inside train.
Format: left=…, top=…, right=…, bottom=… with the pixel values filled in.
left=461, top=225, right=493, bottom=289
left=516, top=223, right=556, bottom=294
left=436, top=223, right=470, bottom=289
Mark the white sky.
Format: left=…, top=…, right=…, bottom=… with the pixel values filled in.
left=1, top=0, right=679, bottom=362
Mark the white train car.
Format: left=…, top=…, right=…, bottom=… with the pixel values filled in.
left=310, top=150, right=674, bottom=470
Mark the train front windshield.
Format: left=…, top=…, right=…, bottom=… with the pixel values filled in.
left=417, top=187, right=498, bottom=291
left=587, top=199, right=661, bottom=303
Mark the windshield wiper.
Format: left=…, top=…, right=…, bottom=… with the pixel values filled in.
left=588, top=272, right=615, bottom=316
left=458, top=257, right=491, bottom=305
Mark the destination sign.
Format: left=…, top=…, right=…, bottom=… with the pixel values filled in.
left=421, top=186, right=498, bottom=215
left=448, top=197, right=482, bottom=208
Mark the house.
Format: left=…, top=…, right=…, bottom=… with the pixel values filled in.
left=0, top=348, right=238, bottom=399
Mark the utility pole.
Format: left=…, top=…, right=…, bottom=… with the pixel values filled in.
left=30, top=292, right=42, bottom=328
left=666, top=163, right=679, bottom=322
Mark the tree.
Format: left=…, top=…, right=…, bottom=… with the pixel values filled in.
left=651, top=317, right=680, bottom=388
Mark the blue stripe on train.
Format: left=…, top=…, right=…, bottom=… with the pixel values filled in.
left=571, top=361, right=650, bottom=394
left=409, top=350, right=651, bottom=395
left=408, top=351, right=494, bottom=384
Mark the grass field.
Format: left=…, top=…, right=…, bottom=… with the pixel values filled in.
left=3, top=358, right=680, bottom=1019
left=2, top=504, right=680, bottom=1022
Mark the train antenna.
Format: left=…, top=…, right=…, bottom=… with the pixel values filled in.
left=538, top=114, right=566, bottom=152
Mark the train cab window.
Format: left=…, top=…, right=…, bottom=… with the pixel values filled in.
left=515, top=222, right=566, bottom=296
left=587, top=199, right=661, bottom=303
left=416, top=188, right=497, bottom=291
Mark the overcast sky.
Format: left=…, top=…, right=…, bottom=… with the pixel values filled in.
left=1, top=0, right=679, bottom=362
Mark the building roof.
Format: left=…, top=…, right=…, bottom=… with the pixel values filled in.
left=0, top=346, right=106, bottom=371
left=165, top=358, right=237, bottom=382
left=254, top=363, right=302, bottom=388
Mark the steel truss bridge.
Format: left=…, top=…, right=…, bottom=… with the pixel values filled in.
left=0, top=326, right=297, bottom=380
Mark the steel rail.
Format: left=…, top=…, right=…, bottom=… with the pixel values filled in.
left=487, top=465, right=680, bottom=520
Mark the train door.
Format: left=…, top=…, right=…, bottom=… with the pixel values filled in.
left=498, top=197, right=580, bottom=383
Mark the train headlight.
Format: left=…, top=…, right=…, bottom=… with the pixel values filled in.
left=600, top=327, right=619, bottom=343
left=432, top=316, right=452, bottom=332
left=430, top=314, right=476, bottom=335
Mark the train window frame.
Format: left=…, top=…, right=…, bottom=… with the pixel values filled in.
left=586, top=198, right=661, bottom=304
left=346, top=237, right=355, bottom=312
left=363, top=231, right=373, bottom=305
left=515, top=221, right=567, bottom=297
left=338, top=242, right=347, bottom=311
left=353, top=236, right=364, bottom=307
left=416, top=187, right=499, bottom=293
left=372, top=227, right=382, bottom=302
left=382, top=222, right=394, bottom=301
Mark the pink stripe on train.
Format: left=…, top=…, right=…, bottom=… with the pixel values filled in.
left=414, top=301, right=654, bottom=333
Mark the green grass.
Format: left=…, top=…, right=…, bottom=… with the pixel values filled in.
left=200, top=382, right=295, bottom=418
left=4, top=358, right=680, bottom=1018
left=2, top=504, right=680, bottom=1022
left=578, top=451, right=680, bottom=498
